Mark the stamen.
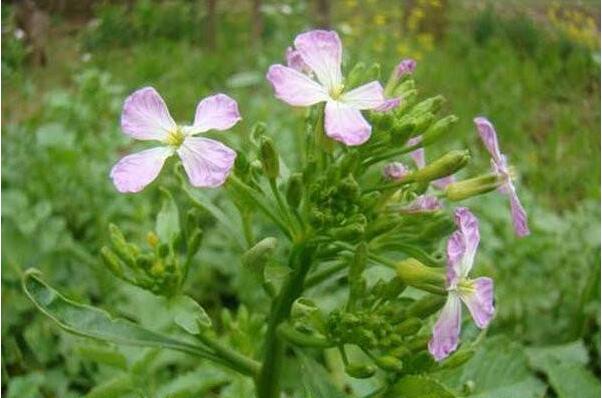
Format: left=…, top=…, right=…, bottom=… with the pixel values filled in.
left=329, top=84, right=345, bottom=100
left=166, top=127, right=185, bottom=147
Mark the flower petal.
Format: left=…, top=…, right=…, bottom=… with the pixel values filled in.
left=429, top=294, right=462, bottom=361
left=383, top=162, right=409, bottom=180
left=110, top=147, right=173, bottom=193
left=474, top=117, right=503, bottom=164
left=374, top=97, right=401, bottom=113
left=402, top=195, right=442, bottom=213
left=407, top=136, right=425, bottom=168
left=121, top=87, right=176, bottom=141
left=286, top=46, right=310, bottom=74
left=341, top=81, right=385, bottom=110
left=447, top=207, right=480, bottom=283
left=460, top=277, right=495, bottom=329
left=396, top=58, right=417, bottom=78
left=191, top=94, right=241, bottom=134
left=266, top=65, right=328, bottom=107
left=433, top=175, right=455, bottom=190
left=294, top=30, right=342, bottom=90
left=177, top=137, right=236, bottom=188
left=508, top=181, right=530, bottom=237
left=324, top=101, right=371, bottom=146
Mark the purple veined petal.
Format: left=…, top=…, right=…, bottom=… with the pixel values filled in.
left=474, top=117, right=503, bottom=165
left=294, top=30, right=343, bottom=90
left=340, top=81, right=385, bottom=110
left=429, top=294, right=462, bottom=361
left=396, top=58, right=417, bottom=78
left=460, top=277, right=495, bottom=329
left=121, top=87, right=176, bottom=141
left=446, top=229, right=464, bottom=287
left=383, top=162, right=409, bottom=180
left=433, top=175, right=455, bottom=190
left=110, top=146, right=174, bottom=193
left=177, top=136, right=237, bottom=188
left=324, top=100, right=371, bottom=146
left=374, top=97, right=401, bottom=113
left=266, top=65, right=329, bottom=107
left=286, top=46, right=310, bottom=74
left=191, top=94, right=241, bottom=134
left=403, top=195, right=442, bottom=214
left=407, top=136, right=425, bottom=168
left=453, top=207, right=480, bottom=278
left=507, top=181, right=530, bottom=237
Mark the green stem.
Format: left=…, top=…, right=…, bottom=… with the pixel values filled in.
left=269, top=178, right=299, bottom=236
left=197, top=332, right=261, bottom=377
left=255, top=242, right=315, bottom=398
left=363, top=142, right=421, bottom=167
left=277, top=323, right=333, bottom=348
left=304, top=261, right=347, bottom=288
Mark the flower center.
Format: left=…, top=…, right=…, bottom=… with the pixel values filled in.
left=329, top=84, right=345, bottom=100
left=166, top=127, right=185, bottom=147
left=448, top=278, right=475, bottom=295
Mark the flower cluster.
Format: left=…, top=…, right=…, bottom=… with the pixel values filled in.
left=108, top=29, right=530, bottom=367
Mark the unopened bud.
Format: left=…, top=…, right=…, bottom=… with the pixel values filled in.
left=109, top=224, right=135, bottom=266
left=346, top=62, right=366, bottom=89
left=421, top=115, right=459, bottom=146
left=157, top=243, right=170, bottom=258
left=242, top=237, right=277, bottom=274
left=250, top=122, right=267, bottom=145
left=406, top=335, right=430, bottom=352
left=259, top=136, right=279, bottom=179
left=375, top=355, right=403, bottom=372
left=413, top=112, right=436, bottom=134
left=396, top=258, right=445, bottom=288
left=389, top=346, right=411, bottom=359
left=409, top=150, right=469, bottom=183
left=395, top=317, right=422, bottom=336
left=187, top=228, right=203, bottom=255
left=100, top=247, right=123, bottom=277
left=330, top=223, right=365, bottom=241
left=395, top=79, right=415, bottom=95
left=383, top=162, right=409, bottom=181
left=286, top=173, right=303, bottom=209
left=445, top=173, right=501, bottom=201
left=234, top=150, right=250, bottom=177
left=390, top=119, right=415, bottom=145
left=366, top=62, right=381, bottom=81
left=345, top=363, right=376, bottom=379
left=406, top=295, right=446, bottom=318
left=439, top=347, right=476, bottom=369
left=146, top=231, right=159, bottom=248
left=379, top=276, right=407, bottom=300
left=411, top=95, right=446, bottom=116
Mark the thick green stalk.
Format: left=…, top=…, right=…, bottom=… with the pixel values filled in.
left=255, top=242, right=315, bottom=398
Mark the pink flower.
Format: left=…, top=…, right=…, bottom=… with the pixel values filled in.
left=383, top=161, right=409, bottom=180
left=428, top=208, right=494, bottom=361
left=267, top=30, right=386, bottom=146
left=407, top=136, right=455, bottom=189
left=286, top=47, right=311, bottom=75
left=110, top=87, right=240, bottom=193
left=395, top=59, right=416, bottom=78
left=474, top=117, right=529, bottom=237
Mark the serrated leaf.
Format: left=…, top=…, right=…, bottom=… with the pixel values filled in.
left=386, top=375, right=456, bottom=398
left=156, top=189, right=180, bottom=243
left=298, top=350, right=347, bottom=398
left=22, top=270, right=214, bottom=359
left=168, top=294, right=212, bottom=335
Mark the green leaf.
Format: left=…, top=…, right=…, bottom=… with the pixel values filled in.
left=527, top=340, right=600, bottom=398
left=85, top=376, right=134, bottom=398
left=168, top=294, right=212, bottom=335
left=22, top=269, right=214, bottom=359
left=7, top=372, right=44, bottom=398
left=155, top=366, right=230, bottom=398
left=75, top=344, right=128, bottom=370
left=156, top=189, right=180, bottom=243
left=434, top=336, right=546, bottom=398
left=386, top=375, right=456, bottom=398
left=297, top=350, right=347, bottom=398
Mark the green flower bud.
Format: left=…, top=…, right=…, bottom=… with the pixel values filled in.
left=406, top=335, right=430, bottom=352
left=413, top=112, right=435, bottom=133
left=250, top=122, right=267, bottom=145
left=396, top=258, right=446, bottom=288
left=439, top=347, right=476, bottom=369
left=108, top=224, right=135, bottom=266
left=157, top=243, right=170, bottom=258
left=259, top=136, right=279, bottom=179
left=375, top=355, right=403, bottom=372
left=445, top=173, right=501, bottom=201
left=409, top=150, right=470, bottom=183
left=390, top=119, right=415, bottom=145
left=345, top=363, right=376, bottom=379
left=389, top=346, right=411, bottom=359
left=100, top=247, right=123, bottom=277
left=395, top=317, right=422, bottom=336
left=411, top=95, right=446, bottom=116
left=286, top=173, right=303, bottom=209
left=421, top=115, right=459, bottom=146
left=242, top=237, right=277, bottom=275
left=346, top=62, right=366, bottom=89
left=330, top=223, right=365, bottom=241
left=395, top=79, right=415, bottom=95
left=379, top=277, right=407, bottom=300
left=377, top=112, right=395, bottom=131
left=406, top=295, right=446, bottom=318
left=234, top=150, right=250, bottom=178
left=366, top=62, right=381, bottom=81
left=398, top=89, right=418, bottom=110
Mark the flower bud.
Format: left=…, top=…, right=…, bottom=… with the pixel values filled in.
left=330, top=223, right=365, bottom=241
left=242, top=237, right=277, bottom=275
left=389, top=346, right=411, bottom=359
left=379, top=276, right=407, bottom=300
left=406, top=295, right=446, bottom=318
left=394, top=317, right=422, bottom=336
left=375, top=355, right=403, bottom=372
left=409, top=150, right=470, bottom=183
left=259, top=136, right=279, bottom=179
left=421, top=115, right=459, bottom=146
left=345, top=363, right=376, bottom=379
left=366, top=62, right=381, bottom=81
left=108, top=224, right=137, bottom=266
left=445, top=173, right=501, bottom=201
left=396, top=258, right=445, bottom=288
left=234, top=150, right=251, bottom=178
left=405, top=335, right=430, bottom=352
left=346, top=62, right=366, bottom=89
left=286, top=173, right=303, bottom=209
left=100, top=246, right=123, bottom=277
left=439, top=347, right=476, bottom=369
left=395, top=79, right=415, bottom=95
left=250, top=122, right=267, bottom=145
left=146, top=231, right=159, bottom=248
left=390, top=119, right=415, bottom=145
left=157, top=243, right=170, bottom=258
left=186, top=228, right=203, bottom=255
left=383, top=162, right=409, bottom=181
left=411, top=95, right=446, bottom=116
left=413, top=112, right=435, bottom=133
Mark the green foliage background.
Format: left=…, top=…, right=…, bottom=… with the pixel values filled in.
left=2, top=0, right=600, bottom=397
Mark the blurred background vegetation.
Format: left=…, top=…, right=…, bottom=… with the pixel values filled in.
left=1, top=0, right=600, bottom=397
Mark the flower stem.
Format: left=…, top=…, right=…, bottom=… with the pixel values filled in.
left=255, top=242, right=315, bottom=398
left=196, top=332, right=261, bottom=377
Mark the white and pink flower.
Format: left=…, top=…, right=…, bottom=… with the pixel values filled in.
left=110, top=87, right=240, bottom=193
left=267, top=30, right=386, bottom=146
